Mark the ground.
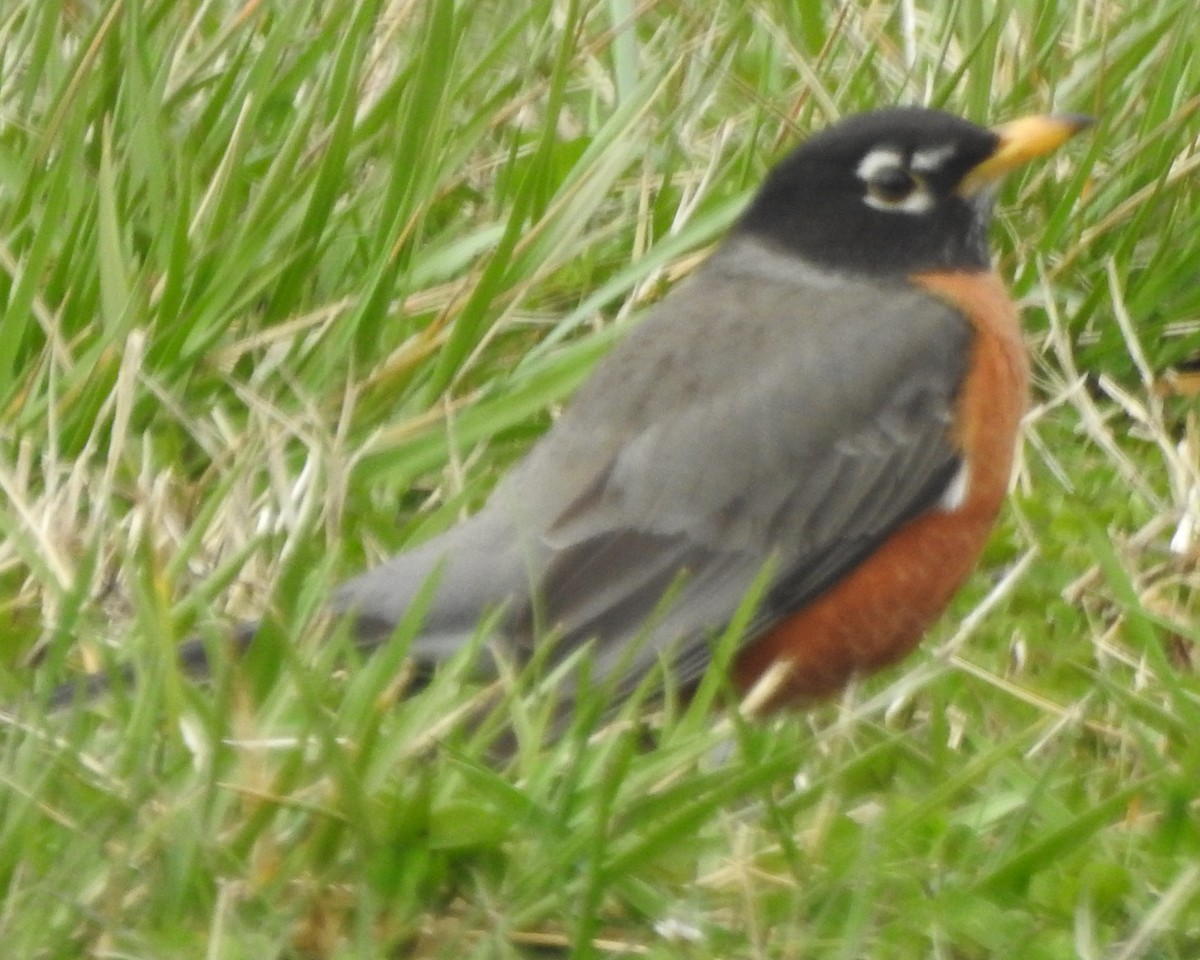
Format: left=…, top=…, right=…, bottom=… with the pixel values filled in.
left=0, top=1, right=1198, bottom=957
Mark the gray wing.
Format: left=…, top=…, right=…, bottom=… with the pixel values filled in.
left=333, top=237, right=972, bottom=692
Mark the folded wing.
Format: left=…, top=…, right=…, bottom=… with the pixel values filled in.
left=333, top=240, right=973, bottom=697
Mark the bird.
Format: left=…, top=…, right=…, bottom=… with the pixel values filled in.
left=48, top=107, right=1091, bottom=715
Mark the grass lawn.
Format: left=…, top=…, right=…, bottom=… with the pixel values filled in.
left=1, top=0, right=1198, bottom=957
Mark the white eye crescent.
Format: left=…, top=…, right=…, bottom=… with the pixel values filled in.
left=856, top=147, right=934, bottom=214
left=912, top=143, right=957, bottom=172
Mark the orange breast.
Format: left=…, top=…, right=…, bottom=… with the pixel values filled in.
left=733, top=270, right=1029, bottom=705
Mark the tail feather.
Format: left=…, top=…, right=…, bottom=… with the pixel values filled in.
left=38, top=508, right=539, bottom=711
left=43, top=621, right=259, bottom=710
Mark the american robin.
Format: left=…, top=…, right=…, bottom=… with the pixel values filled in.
left=49, top=107, right=1090, bottom=713
left=332, top=107, right=1092, bottom=710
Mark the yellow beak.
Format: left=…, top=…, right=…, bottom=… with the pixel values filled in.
left=959, top=113, right=1094, bottom=196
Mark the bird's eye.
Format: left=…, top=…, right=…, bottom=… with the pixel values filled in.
left=856, top=148, right=934, bottom=213
left=865, top=166, right=918, bottom=204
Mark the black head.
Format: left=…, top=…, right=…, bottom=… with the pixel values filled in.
left=735, top=107, right=1088, bottom=277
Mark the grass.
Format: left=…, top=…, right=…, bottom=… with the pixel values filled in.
left=1, top=0, right=1198, bottom=956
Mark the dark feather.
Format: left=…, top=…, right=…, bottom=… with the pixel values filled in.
left=334, top=236, right=972, bottom=698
